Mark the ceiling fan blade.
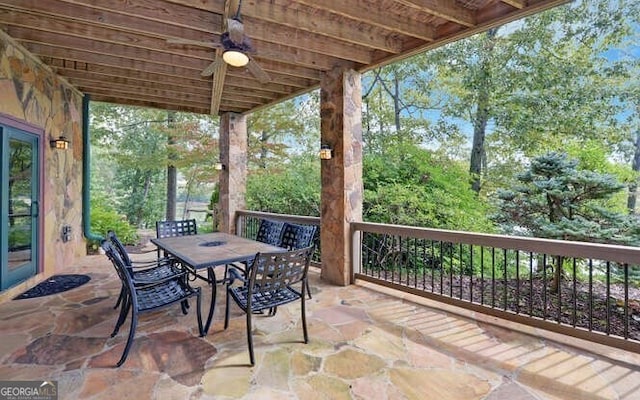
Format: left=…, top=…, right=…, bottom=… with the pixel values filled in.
left=201, top=59, right=222, bottom=77
left=247, top=58, right=271, bottom=84
left=167, top=38, right=221, bottom=49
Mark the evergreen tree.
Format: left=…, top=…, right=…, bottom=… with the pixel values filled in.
left=494, top=152, right=640, bottom=291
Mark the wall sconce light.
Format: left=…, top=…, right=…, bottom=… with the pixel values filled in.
left=319, top=144, right=333, bottom=160
left=214, top=162, right=226, bottom=171
left=50, top=136, right=70, bottom=150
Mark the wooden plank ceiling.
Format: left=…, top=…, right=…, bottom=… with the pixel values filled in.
left=0, top=0, right=568, bottom=116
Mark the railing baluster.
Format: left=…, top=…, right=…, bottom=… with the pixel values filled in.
left=480, top=246, right=485, bottom=306
left=430, top=240, right=435, bottom=293
left=529, top=252, right=534, bottom=317
left=542, top=254, right=547, bottom=320
left=572, top=258, right=577, bottom=327
left=439, top=241, right=444, bottom=295
left=624, top=263, right=629, bottom=339
left=491, top=248, right=496, bottom=308
left=606, top=261, right=611, bottom=335
left=413, top=239, right=424, bottom=287
left=459, top=243, right=464, bottom=300
left=589, top=258, right=593, bottom=332
left=503, top=248, right=508, bottom=311
left=470, top=245, right=474, bottom=304
left=515, top=251, right=520, bottom=314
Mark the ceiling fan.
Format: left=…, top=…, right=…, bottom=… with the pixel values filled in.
left=167, top=0, right=271, bottom=84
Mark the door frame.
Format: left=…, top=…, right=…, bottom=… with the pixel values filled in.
left=0, top=113, right=44, bottom=289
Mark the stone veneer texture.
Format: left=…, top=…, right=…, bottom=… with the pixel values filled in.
left=0, top=34, right=85, bottom=297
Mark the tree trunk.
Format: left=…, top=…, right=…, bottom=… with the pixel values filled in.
left=166, top=111, right=177, bottom=221
left=627, top=130, right=640, bottom=214
left=469, top=29, right=497, bottom=194
left=259, top=131, right=268, bottom=169
left=393, top=70, right=401, bottom=133
left=137, top=171, right=153, bottom=226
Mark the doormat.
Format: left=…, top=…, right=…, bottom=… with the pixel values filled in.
left=13, top=274, right=91, bottom=300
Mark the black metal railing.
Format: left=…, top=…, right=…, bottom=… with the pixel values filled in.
left=233, top=212, right=640, bottom=352
left=235, top=210, right=322, bottom=265
left=352, top=222, right=640, bottom=353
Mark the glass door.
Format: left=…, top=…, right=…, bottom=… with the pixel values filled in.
left=1, top=126, right=39, bottom=290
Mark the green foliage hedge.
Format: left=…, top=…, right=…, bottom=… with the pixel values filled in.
left=88, top=193, right=139, bottom=250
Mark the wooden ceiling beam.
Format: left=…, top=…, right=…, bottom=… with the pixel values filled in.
left=85, top=94, right=214, bottom=114
left=294, top=0, right=435, bottom=42
left=242, top=0, right=403, bottom=54
left=23, top=42, right=205, bottom=78
left=9, top=29, right=210, bottom=71
left=82, top=88, right=209, bottom=110
left=55, top=0, right=221, bottom=32
left=501, top=0, right=526, bottom=9
left=242, top=16, right=373, bottom=64
left=45, top=58, right=211, bottom=89
left=69, top=77, right=212, bottom=104
left=395, top=0, right=476, bottom=27
left=0, top=0, right=220, bottom=39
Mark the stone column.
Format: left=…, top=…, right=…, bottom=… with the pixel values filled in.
left=219, top=112, right=247, bottom=234
left=320, top=66, right=363, bottom=286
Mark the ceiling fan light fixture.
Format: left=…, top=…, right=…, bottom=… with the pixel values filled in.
left=223, top=49, right=249, bottom=67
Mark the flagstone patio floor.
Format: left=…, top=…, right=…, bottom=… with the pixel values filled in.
left=1, top=252, right=640, bottom=399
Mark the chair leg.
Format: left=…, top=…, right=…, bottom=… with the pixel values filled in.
left=246, top=307, right=255, bottom=366
left=114, top=285, right=125, bottom=309
left=203, top=268, right=217, bottom=334
left=116, top=306, right=138, bottom=367
left=111, top=296, right=131, bottom=337
left=301, top=296, right=308, bottom=344
left=305, top=279, right=312, bottom=299
left=196, top=288, right=204, bottom=336
left=224, top=288, right=231, bottom=330
left=181, top=300, right=189, bottom=315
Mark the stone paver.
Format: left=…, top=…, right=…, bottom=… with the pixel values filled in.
left=0, top=254, right=639, bottom=399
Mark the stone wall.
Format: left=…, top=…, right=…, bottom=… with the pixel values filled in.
left=0, top=32, right=85, bottom=298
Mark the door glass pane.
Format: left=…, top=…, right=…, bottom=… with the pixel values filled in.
left=7, top=139, right=33, bottom=271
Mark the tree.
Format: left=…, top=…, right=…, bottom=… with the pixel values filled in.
left=419, top=0, right=639, bottom=195
left=364, top=142, right=494, bottom=232
left=493, top=152, right=640, bottom=291
left=248, top=97, right=314, bottom=170
left=90, top=103, right=219, bottom=228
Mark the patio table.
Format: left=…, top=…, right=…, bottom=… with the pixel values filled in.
left=151, top=232, right=284, bottom=334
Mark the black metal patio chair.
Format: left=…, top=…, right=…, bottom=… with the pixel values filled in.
left=278, top=223, right=318, bottom=299
left=224, top=245, right=314, bottom=365
left=228, top=219, right=286, bottom=278
left=106, top=231, right=187, bottom=311
left=101, top=240, right=204, bottom=367
left=155, top=218, right=198, bottom=259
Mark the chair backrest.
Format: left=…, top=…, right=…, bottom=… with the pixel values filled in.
left=279, top=223, right=318, bottom=250
left=101, top=240, right=135, bottom=292
left=247, top=246, right=314, bottom=295
left=156, top=219, right=198, bottom=239
left=106, top=230, right=133, bottom=265
left=255, top=219, right=286, bottom=246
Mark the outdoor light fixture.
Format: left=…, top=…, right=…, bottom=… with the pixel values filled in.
left=214, top=162, right=226, bottom=171
left=222, top=49, right=249, bottom=67
left=50, top=136, right=70, bottom=150
left=319, top=144, right=333, bottom=160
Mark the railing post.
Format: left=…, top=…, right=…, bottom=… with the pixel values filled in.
left=351, top=224, right=362, bottom=284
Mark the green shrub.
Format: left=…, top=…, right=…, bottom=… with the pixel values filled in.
left=88, top=193, right=139, bottom=251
